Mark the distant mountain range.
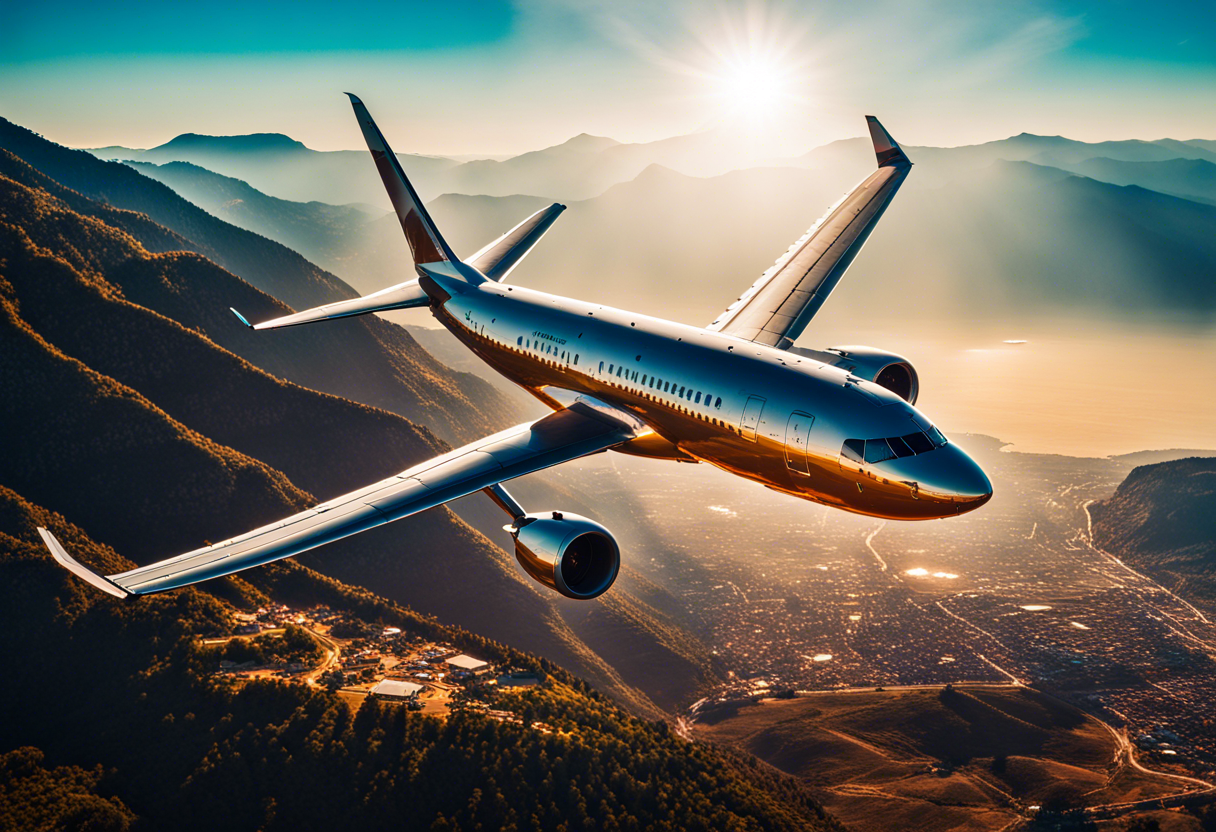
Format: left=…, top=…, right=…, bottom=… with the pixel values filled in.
left=1090, top=457, right=1216, bottom=616
left=88, top=126, right=1216, bottom=207
left=99, top=124, right=1216, bottom=329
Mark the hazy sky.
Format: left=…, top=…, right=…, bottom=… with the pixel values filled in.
left=3, top=0, right=1214, bottom=157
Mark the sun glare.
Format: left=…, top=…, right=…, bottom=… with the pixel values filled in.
left=717, top=56, right=792, bottom=118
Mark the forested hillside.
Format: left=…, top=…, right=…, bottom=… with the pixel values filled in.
left=0, top=121, right=517, bottom=446
left=0, top=490, right=839, bottom=831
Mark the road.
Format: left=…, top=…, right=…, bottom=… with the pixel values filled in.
left=302, top=625, right=341, bottom=686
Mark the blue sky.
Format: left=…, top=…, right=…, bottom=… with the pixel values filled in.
left=2, top=0, right=1213, bottom=156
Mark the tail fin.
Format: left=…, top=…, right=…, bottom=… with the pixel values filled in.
left=346, top=93, right=457, bottom=266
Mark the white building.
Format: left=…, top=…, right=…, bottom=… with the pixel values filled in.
left=371, top=679, right=423, bottom=701
left=445, top=654, right=490, bottom=674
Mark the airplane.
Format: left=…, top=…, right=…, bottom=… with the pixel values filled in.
left=41, top=94, right=992, bottom=603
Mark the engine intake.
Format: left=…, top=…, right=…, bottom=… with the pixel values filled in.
left=790, top=345, right=920, bottom=404
left=510, top=512, right=620, bottom=600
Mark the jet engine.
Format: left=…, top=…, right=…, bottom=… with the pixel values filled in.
left=791, top=345, right=919, bottom=405
left=509, top=512, right=620, bottom=600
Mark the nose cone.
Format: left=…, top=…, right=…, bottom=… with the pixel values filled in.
left=880, top=443, right=992, bottom=515
left=930, top=443, right=993, bottom=512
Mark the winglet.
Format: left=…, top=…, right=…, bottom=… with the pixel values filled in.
left=230, top=307, right=252, bottom=328
left=866, top=116, right=912, bottom=169
left=37, top=528, right=132, bottom=598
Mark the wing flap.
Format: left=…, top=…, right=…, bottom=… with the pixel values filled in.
left=707, top=116, right=912, bottom=348
left=46, top=402, right=643, bottom=596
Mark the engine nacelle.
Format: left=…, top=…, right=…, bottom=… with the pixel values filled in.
left=791, top=345, right=920, bottom=405
left=510, top=512, right=620, bottom=600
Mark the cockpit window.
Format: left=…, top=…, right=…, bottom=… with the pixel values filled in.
left=841, top=426, right=947, bottom=466
left=901, top=431, right=934, bottom=454
left=842, top=439, right=865, bottom=463
left=864, top=439, right=898, bottom=464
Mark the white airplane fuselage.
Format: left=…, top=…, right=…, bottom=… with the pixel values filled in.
left=423, top=269, right=992, bottom=521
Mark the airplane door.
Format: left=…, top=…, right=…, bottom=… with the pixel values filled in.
left=739, top=396, right=766, bottom=442
left=785, top=411, right=815, bottom=475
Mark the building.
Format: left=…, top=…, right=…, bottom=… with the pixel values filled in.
left=371, top=679, right=423, bottom=702
left=445, top=654, right=490, bottom=675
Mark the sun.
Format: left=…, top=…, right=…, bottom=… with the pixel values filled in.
left=719, top=56, right=791, bottom=113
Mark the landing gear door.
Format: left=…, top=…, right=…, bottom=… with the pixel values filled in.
left=739, top=396, right=766, bottom=442
left=785, top=411, right=814, bottom=475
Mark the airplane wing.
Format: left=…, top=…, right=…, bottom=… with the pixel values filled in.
left=706, top=116, right=912, bottom=349
left=41, top=400, right=645, bottom=597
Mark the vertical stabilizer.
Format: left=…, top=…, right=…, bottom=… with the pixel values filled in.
left=346, top=93, right=457, bottom=267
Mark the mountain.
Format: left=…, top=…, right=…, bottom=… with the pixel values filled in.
left=91, top=131, right=459, bottom=207
left=1090, top=457, right=1216, bottom=616
left=0, top=130, right=719, bottom=715
left=0, top=489, right=838, bottom=831
left=423, top=159, right=1216, bottom=328
left=90, top=126, right=793, bottom=205
left=794, top=132, right=1216, bottom=192
left=125, top=159, right=388, bottom=280
left=109, top=123, right=1216, bottom=332
left=1051, top=156, right=1216, bottom=206
left=0, top=120, right=519, bottom=446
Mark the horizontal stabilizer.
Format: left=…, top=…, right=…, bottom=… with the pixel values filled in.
left=468, top=203, right=566, bottom=282
left=233, top=279, right=430, bottom=330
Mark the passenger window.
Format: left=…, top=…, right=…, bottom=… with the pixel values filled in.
left=663, top=382, right=670, bottom=392
left=925, top=425, right=947, bottom=447
left=864, top=439, right=898, bottom=464
left=887, top=436, right=916, bottom=458
left=609, top=364, right=614, bottom=373
left=517, top=337, right=522, bottom=346
left=695, top=392, right=702, bottom=404
left=842, top=439, right=865, bottom=463
left=574, top=355, right=579, bottom=366
left=599, top=361, right=604, bottom=373
left=902, top=432, right=934, bottom=454
left=679, top=385, right=685, bottom=397
left=714, top=397, right=722, bottom=408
